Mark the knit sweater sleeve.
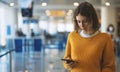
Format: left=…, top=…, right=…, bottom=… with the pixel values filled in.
left=101, top=35, right=116, bottom=72
left=63, top=32, right=72, bottom=69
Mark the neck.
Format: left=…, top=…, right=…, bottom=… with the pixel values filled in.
left=83, top=30, right=96, bottom=35
left=80, top=30, right=99, bottom=38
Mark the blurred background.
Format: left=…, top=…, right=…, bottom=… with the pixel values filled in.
left=0, top=0, right=120, bottom=72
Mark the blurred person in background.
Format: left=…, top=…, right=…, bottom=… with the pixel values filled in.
left=107, top=24, right=117, bottom=55
left=31, top=29, right=35, bottom=37
left=62, top=1, right=116, bottom=72
left=16, top=28, right=26, bottom=37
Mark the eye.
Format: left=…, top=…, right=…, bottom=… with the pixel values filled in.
left=77, top=20, right=87, bottom=24
left=77, top=20, right=81, bottom=23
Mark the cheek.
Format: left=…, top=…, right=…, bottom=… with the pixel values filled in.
left=78, top=23, right=81, bottom=27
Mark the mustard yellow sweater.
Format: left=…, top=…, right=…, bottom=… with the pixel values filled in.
left=63, top=31, right=116, bottom=72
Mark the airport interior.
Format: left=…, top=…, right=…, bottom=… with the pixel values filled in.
left=0, top=0, right=120, bottom=72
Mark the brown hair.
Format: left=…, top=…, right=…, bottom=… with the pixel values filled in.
left=73, top=1, right=100, bottom=32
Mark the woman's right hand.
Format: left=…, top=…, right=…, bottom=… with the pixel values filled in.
left=66, top=61, right=74, bottom=70
left=65, top=58, right=76, bottom=70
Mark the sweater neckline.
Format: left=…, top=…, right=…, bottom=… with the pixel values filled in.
left=79, top=30, right=100, bottom=38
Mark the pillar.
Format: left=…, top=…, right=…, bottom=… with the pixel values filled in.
left=0, top=3, right=18, bottom=46
left=101, top=6, right=117, bottom=38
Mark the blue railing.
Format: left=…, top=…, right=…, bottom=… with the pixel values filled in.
left=0, top=49, right=15, bottom=72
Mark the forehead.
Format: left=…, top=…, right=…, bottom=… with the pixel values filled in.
left=76, top=14, right=87, bottom=20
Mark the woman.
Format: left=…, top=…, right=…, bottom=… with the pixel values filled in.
left=63, top=1, right=116, bottom=72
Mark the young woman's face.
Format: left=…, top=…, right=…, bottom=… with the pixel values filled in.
left=76, top=14, right=90, bottom=31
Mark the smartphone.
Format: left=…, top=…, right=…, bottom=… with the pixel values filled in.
left=61, top=59, right=73, bottom=63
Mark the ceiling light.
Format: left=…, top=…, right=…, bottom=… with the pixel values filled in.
left=73, top=2, right=79, bottom=7
left=42, top=2, right=47, bottom=6
left=9, top=2, right=15, bottom=7
left=105, top=2, right=110, bottom=6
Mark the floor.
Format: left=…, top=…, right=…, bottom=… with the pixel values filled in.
left=0, top=48, right=66, bottom=72
left=0, top=48, right=120, bottom=72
